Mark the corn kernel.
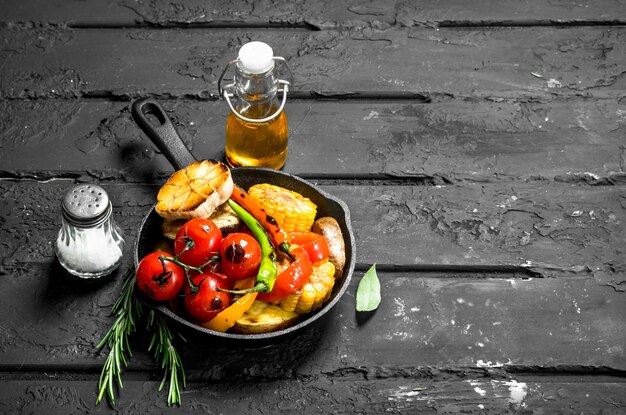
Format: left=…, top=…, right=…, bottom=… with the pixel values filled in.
left=248, top=183, right=317, bottom=233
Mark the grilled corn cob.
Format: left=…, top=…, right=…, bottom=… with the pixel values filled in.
left=248, top=183, right=317, bottom=233
left=280, top=261, right=336, bottom=315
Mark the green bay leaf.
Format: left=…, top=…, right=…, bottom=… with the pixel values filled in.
left=356, top=264, right=381, bottom=312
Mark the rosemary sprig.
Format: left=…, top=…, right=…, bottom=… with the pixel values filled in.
left=147, top=309, right=187, bottom=406
left=96, top=264, right=187, bottom=407
left=96, top=265, right=143, bottom=406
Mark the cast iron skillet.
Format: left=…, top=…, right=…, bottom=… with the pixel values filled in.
left=131, top=98, right=355, bottom=340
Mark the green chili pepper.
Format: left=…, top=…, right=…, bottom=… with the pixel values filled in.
left=226, top=199, right=277, bottom=294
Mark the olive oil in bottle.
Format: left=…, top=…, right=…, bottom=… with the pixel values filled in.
left=225, top=102, right=288, bottom=170
left=219, top=41, right=293, bottom=170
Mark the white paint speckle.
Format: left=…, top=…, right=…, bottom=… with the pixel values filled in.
left=505, top=380, right=528, bottom=405
left=547, top=78, right=562, bottom=88
left=363, top=110, right=379, bottom=121
left=476, top=360, right=505, bottom=368
left=387, top=386, right=425, bottom=402
left=470, top=381, right=487, bottom=396
left=393, top=297, right=405, bottom=317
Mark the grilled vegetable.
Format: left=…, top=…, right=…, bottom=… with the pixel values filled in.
left=230, top=185, right=294, bottom=260
left=312, top=217, right=346, bottom=279
left=289, top=231, right=330, bottom=264
left=226, top=199, right=277, bottom=294
left=231, top=300, right=299, bottom=334
left=280, top=261, right=336, bottom=315
left=257, top=246, right=313, bottom=303
left=161, top=203, right=240, bottom=240
left=156, top=160, right=233, bottom=221
left=248, top=183, right=317, bottom=233
left=201, top=292, right=258, bottom=332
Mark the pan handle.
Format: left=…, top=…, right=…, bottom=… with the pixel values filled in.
left=131, top=98, right=197, bottom=171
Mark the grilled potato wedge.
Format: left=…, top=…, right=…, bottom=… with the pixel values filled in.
left=231, top=300, right=300, bottom=334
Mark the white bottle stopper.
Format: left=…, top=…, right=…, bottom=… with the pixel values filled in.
left=238, top=41, right=274, bottom=74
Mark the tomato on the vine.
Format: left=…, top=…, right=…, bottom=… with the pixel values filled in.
left=184, top=273, right=231, bottom=321
left=174, top=218, right=222, bottom=268
left=219, top=232, right=262, bottom=280
left=136, top=251, right=185, bottom=301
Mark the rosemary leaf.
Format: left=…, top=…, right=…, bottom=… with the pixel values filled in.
left=147, top=309, right=186, bottom=406
left=95, top=265, right=143, bottom=407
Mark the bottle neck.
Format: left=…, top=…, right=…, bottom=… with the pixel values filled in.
left=234, top=64, right=279, bottom=104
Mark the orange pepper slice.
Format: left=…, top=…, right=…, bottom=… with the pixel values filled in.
left=200, top=277, right=257, bottom=332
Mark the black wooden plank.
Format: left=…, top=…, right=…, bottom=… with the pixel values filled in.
left=2, top=181, right=625, bottom=278
left=1, top=263, right=625, bottom=373
left=1, top=100, right=624, bottom=182
left=1, top=26, right=625, bottom=99
left=2, top=181, right=624, bottom=280
left=2, top=0, right=625, bottom=27
left=0, top=377, right=625, bottom=414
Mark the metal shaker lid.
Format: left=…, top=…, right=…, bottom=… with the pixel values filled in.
left=62, top=184, right=112, bottom=227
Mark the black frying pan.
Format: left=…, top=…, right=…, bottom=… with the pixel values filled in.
left=131, top=98, right=355, bottom=340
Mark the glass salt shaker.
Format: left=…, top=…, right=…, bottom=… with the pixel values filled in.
left=55, top=184, right=125, bottom=278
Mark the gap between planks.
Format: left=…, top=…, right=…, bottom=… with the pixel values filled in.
left=0, top=365, right=624, bottom=382
left=44, top=20, right=626, bottom=30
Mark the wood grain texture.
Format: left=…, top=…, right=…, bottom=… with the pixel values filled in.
left=1, top=262, right=624, bottom=373
left=1, top=0, right=625, bottom=412
left=1, top=26, right=625, bottom=99
left=0, top=378, right=625, bottom=414
left=2, top=182, right=624, bottom=278
left=1, top=100, right=624, bottom=182
left=0, top=181, right=624, bottom=373
left=2, top=0, right=625, bottom=27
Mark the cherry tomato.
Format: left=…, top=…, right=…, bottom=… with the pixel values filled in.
left=174, top=218, right=223, bottom=269
left=136, top=251, right=185, bottom=301
left=257, top=246, right=312, bottom=303
left=219, top=233, right=262, bottom=280
left=184, top=273, right=231, bottom=321
left=289, top=232, right=330, bottom=263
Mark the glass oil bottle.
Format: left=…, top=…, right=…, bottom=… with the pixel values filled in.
left=218, top=41, right=293, bottom=170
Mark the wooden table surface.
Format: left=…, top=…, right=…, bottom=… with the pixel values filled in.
left=1, top=1, right=625, bottom=413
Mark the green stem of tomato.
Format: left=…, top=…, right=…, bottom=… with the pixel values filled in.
left=159, top=255, right=202, bottom=295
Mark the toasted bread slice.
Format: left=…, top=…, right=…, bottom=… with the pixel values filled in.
left=156, top=160, right=234, bottom=221
left=161, top=203, right=242, bottom=239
